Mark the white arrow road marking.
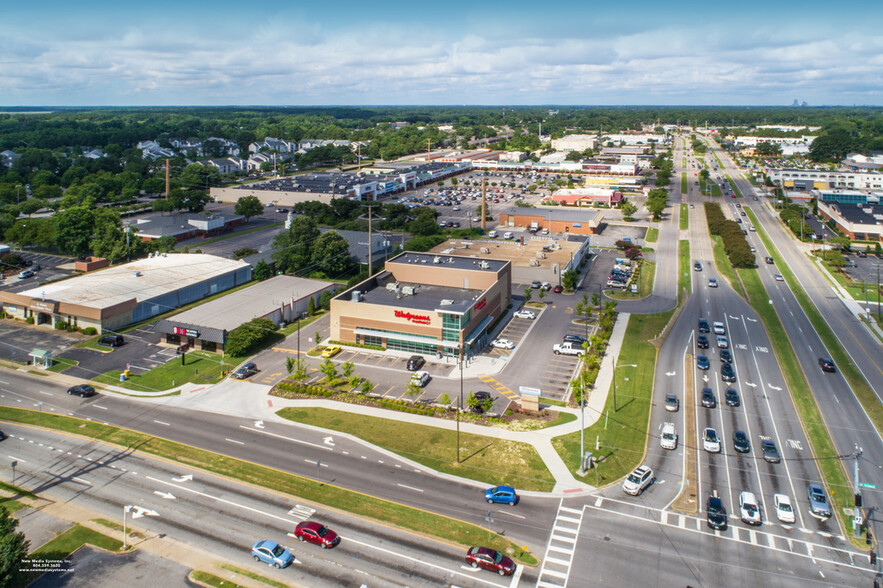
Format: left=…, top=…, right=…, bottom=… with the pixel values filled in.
left=153, top=491, right=176, bottom=500
left=254, top=420, right=265, bottom=429
left=172, top=474, right=193, bottom=483
left=746, top=317, right=757, bottom=322
left=323, top=436, right=335, bottom=446
left=769, top=385, right=782, bottom=391
left=239, top=425, right=333, bottom=451
left=703, top=375, right=709, bottom=382
left=745, top=382, right=757, bottom=388
left=666, top=371, right=676, bottom=376
left=729, top=315, right=741, bottom=320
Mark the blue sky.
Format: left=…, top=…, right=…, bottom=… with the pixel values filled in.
left=1, top=1, right=881, bottom=106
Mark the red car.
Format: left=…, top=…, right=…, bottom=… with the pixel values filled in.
left=466, top=546, right=515, bottom=576
left=553, top=285, right=563, bottom=293
left=293, top=521, right=340, bottom=549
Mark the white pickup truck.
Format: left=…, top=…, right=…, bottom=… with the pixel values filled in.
left=660, top=423, right=678, bottom=450
left=552, top=342, right=584, bottom=355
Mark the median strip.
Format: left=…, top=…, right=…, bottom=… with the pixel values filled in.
left=0, top=406, right=537, bottom=565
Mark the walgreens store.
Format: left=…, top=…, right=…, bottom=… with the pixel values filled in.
left=330, top=252, right=511, bottom=359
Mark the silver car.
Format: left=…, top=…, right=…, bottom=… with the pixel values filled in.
left=807, top=483, right=831, bottom=518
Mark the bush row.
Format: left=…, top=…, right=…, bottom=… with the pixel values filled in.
left=704, top=202, right=755, bottom=268
left=327, top=340, right=384, bottom=352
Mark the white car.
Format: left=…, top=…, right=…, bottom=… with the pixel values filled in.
left=712, top=321, right=726, bottom=335
left=739, top=491, right=762, bottom=526
left=622, top=465, right=654, bottom=496
left=703, top=428, right=721, bottom=453
left=410, top=370, right=431, bottom=387
left=492, top=339, right=514, bottom=350
left=716, top=336, right=729, bottom=349
left=513, top=309, right=536, bottom=320
left=660, top=423, right=678, bottom=450
left=774, top=493, right=796, bottom=524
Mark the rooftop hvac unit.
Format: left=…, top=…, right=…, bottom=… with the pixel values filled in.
left=479, top=261, right=490, bottom=269
left=480, top=247, right=490, bottom=254
left=386, top=282, right=400, bottom=292
left=440, top=299, right=453, bottom=306
left=352, top=290, right=362, bottom=302
left=401, top=286, right=415, bottom=296
left=433, top=256, right=441, bottom=264
left=134, top=271, right=142, bottom=277
left=529, top=259, right=540, bottom=267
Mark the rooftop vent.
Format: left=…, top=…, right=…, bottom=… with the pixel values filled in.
left=479, top=261, right=490, bottom=269
left=440, top=299, right=453, bottom=306
left=134, top=271, right=142, bottom=277
left=433, top=256, right=441, bottom=264
left=386, top=282, right=400, bottom=292
left=401, top=286, right=416, bottom=296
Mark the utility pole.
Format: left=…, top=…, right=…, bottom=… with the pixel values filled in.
left=457, top=348, right=463, bottom=463
left=357, top=143, right=362, bottom=172
left=164, top=158, right=170, bottom=198
left=853, top=444, right=864, bottom=537
left=427, top=138, right=431, bottom=161
left=481, top=177, right=487, bottom=231
left=367, top=205, right=374, bottom=276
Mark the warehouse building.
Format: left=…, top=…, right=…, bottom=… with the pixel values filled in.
left=497, top=207, right=604, bottom=235
left=155, top=275, right=337, bottom=353
left=330, top=252, right=511, bottom=358
left=0, top=254, right=251, bottom=334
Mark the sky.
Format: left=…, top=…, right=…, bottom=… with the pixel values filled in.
left=1, top=0, right=881, bottom=106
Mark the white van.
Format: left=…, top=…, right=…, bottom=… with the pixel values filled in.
left=487, top=230, right=498, bottom=238
left=503, top=231, right=514, bottom=239
left=660, top=423, right=678, bottom=450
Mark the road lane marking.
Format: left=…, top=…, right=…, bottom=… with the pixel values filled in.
left=304, top=459, right=328, bottom=468
left=93, top=405, right=108, bottom=410
left=239, top=425, right=333, bottom=451
left=72, top=477, right=91, bottom=485
left=153, top=420, right=170, bottom=426
left=396, top=483, right=424, bottom=493
left=7, top=456, right=24, bottom=463
left=225, top=438, right=245, bottom=445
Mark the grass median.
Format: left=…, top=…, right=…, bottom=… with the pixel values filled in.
left=552, top=310, right=671, bottom=486
left=680, top=173, right=687, bottom=195
left=725, top=174, right=743, bottom=198
left=645, top=228, right=658, bottom=243
left=679, top=240, right=691, bottom=299
left=679, top=204, right=688, bottom=230
left=276, top=407, right=555, bottom=491
left=0, top=406, right=536, bottom=565
left=711, top=235, right=743, bottom=298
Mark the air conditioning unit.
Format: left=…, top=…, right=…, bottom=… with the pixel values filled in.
left=401, top=286, right=415, bottom=296
left=479, top=261, right=490, bottom=269
left=433, top=256, right=441, bottom=264
left=386, top=282, right=399, bottom=292
left=440, top=299, right=453, bottom=306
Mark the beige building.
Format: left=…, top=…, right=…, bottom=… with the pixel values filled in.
left=331, top=252, right=511, bottom=358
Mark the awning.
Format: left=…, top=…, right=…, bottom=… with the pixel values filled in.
left=353, top=327, right=460, bottom=348
left=464, top=315, right=494, bottom=345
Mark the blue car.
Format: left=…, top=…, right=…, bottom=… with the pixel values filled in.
left=485, top=486, right=519, bottom=506
left=251, top=540, right=294, bottom=569
left=696, top=355, right=710, bottom=370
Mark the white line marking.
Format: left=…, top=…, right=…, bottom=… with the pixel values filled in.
left=499, top=511, right=526, bottom=519
left=93, top=404, right=108, bottom=410
left=225, top=438, right=245, bottom=445
left=72, top=476, right=91, bottom=485
left=153, top=420, right=170, bottom=426
left=396, top=483, right=424, bottom=493
left=238, top=425, right=333, bottom=451
left=7, top=456, right=24, bottom=463
left=304, top=459, right=329, bottom=468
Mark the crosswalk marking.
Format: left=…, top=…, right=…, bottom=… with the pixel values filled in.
left=537, top=503, right=584, bottom=588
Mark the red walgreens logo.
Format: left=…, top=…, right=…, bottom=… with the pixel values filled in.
left=394, top=310, right=431, bottom=324
left=474, top=298, right=486, bottom=311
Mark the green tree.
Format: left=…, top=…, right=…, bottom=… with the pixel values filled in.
left=524, top=288, right=532, bottom=303
left=55, top=206, right=95, bottom=257
left=235, top=195, right=264, bottom=221
left=253, top=259, right=271, bottom=281
left=292, top=358, right=308, bottom=385
left=360, top=379, right=374, bottom=394
left=591, top=292, right=600, bottom=308
left=0, top=505, right=29, bottom=586
left=321, top=358, right=338, bottom=383
left=439, top=393, right=451, bottom=406
left=271, top=215, right=320, bottom=274
left=620, top=201, right=638, bottom=220
left=405, top=378, right=422, bottom=401
left=341, top=361, right=355, bottom=380
left=286, top=356, right=295, bottom=374
left=562, top=269, right=578, bottom=291
left=307, top=296, right=316, bottom=316
left=538, top=288, right=547, bottom=303
left=311, top=230, right=354, bottom=276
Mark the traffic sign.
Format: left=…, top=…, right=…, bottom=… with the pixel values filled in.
left=860, top=482, right=877, bottom=489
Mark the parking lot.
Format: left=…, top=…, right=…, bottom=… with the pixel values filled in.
left=0, top=251, right=75, bottom=293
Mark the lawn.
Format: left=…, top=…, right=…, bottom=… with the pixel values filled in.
left=699, top=177, right=722, bottom=197
left=0, top=406, right=536, bottom=565
left=276, top=407, right=555, bottom=491
left=95, top=350, right=226, bottom=392
left=678, top=240, right=691, bottom=301
left=645, top=227, right=659, bottom=243
left=724, top=174, right=743, bottom=198
left=679, top=204, right=688, bottom=230
left=219, top=564, right=287, bottom=588
left=680, top=173, right=687, bottom=195
left=190, top=571, right=247, bottom=588
left=552, top=310, right=672, bottom=486
left=21, top=524, right=122, bottom=585
left=711, top=235, right=743, bottom=297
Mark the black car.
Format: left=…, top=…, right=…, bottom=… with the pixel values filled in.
left=698, top=318, right=710, bottom=333
left=706, top=495, right=728, bottom=530
left=406, top=355, right=425, bottom=371
left=765, top=256, right=774, bottom=264
left=701, top=388, right=716, bottom=408
left=697, top=355, right=710, bottom=370
left=733, top=430, right=751, bottom=453
left=562, top=334, right=586, bottom=345
left=0, top=430, right=6, bottom=441
left=471, top=391, right=493, bottom=414
left=697, top=335, right=709, bottom=349
left=725, top=388, right=740, bottom=407
left=98, top=334, right=125, bottom=347
left=761, top=439, right=780, bottom=463
left=721, top=362, right=736, bottom=383
left=818, top=357, right=836, bottom=373
left=719, top=349, right=732, bottom=363
left=67, top=384, right=96, bottom=398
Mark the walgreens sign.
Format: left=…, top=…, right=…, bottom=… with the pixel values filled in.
left=394, top=310, right=431, bottom=325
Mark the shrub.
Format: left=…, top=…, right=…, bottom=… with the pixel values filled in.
left=83, top=327, right=97, bottom=335
left=25, top=316, right=34, bottom=324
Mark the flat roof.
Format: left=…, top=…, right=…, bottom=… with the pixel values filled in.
left=359, top=271, right=482, bottom=314
left=388, top=252, right=508, bottom=273
left=19, top=254, right=249, bottom=309
left=169, top=275, right=334, bottom=331
left=500, top=207, right=604, bottom=222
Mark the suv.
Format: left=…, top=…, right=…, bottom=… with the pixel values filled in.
left=622, top=465, right=654, bottom=495
left=739, top=492, right=762, bottom=526
left=232, top=362, right=257, bottom=379
left=660, top=423, right=677, bottom=450
left=406, top=355, right=425, bottom=371
left=98, top=334, right=124, bottom=347
left=697, top=334, right=709, bottom=349
left=706, top=495, right=728, bottom=530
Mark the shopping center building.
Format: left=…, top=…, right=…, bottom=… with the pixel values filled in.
left=330, top=252, right=511, bottom=358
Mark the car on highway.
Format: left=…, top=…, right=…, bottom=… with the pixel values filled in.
left=67, top=384, right=96, bottom=398
left=712, top=321, right=725, bottom=335
left=706, top=495, right=728, bottom=530
left=562, top=334, right=586, bottom=345
left=765, top=256, right=774, bottom=264
left=698, top=318, right=710, bottom=333
left=660, top=423, right=678, bottom=450
left=774, top=273, right=784, bottom=281
left=719, top=349, right=732, bottom=363
left=664, top=394, right=679, bottom=412
left=701, top=388, right=716, bottom=408
left=491, top=339, right=514, bottom=350
left=818, top=357, right=836, bottom=373
left=485, top=485, right=519, bottom=506
left=761, top=439, right=781, bottom=463
left=406, top=355, right=425, bottom=371
left=697, top=334, right=709, bottom=349
left=725, top=388, right=740, bottom=407
left=231, top=362, right=257, bottom=379
left=622, top=465, right=654, bottom=495
left=465, top=546, right=516, bottom=576
left=693, top=262, right=702, bottom=272
left=410, top=370, right=431, bottom=387
left=807, top=483, right=831, bottom=518
left=293, top=521, right=340, bottom=549
left=716, top=336, right=729, bottom=349
left=514, top=309, right=536, bottom=319
left=774, top=494, right=796, bottom=524
left=708, top=277, right=717, bottom=288
left=739, top=492, right=762, bottom=526
left=721, top=362, right=736, bottom=382
left=251, top=539, right=294, bottom=569
left=733, top=430, right=750, bottom=453
left=703, top=428, right=721, bottom=453
left=321, top=345, right=342, bottom=358
left=696, top=355, right=710, bottom=370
